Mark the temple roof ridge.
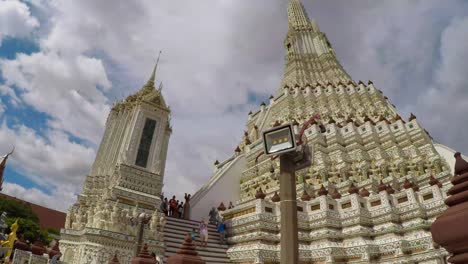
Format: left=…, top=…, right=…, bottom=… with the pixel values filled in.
left=114, top=52, right=169, bottom=112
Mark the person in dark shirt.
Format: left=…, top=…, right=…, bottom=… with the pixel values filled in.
left=169, top=196, right=177, bottom=217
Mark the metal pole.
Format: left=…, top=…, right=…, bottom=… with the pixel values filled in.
left=279, top=154, right=299, bottom=264
left=134, top=221, right=145, bottom=256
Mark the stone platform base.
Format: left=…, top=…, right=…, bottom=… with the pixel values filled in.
left=227, top=246, right=448, bottom=264
left=59, top=227, right=164, bottom=264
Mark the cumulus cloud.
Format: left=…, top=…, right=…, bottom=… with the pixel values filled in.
left=413, top=16, right=468, bottom=153
left=0, top=52, right=111, bottom=144
left=0, top=98, right=4, bottom=115
left=2, top=182, right=76, bottom=211
left=0, top=0, right=39, bottom=45
left=0, top=85, right=21, bottom=106
left=0, top=0, right=287, bottom=207
left=0, top=0, right=468, bottom=211
left=0, top=121, right=95, bottom=199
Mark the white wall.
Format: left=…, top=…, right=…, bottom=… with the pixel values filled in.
left=434, top=143, right=468, bottom=174
left=190, top=155, right=245, bottom=221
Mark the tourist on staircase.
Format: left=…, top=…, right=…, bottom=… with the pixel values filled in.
left=191, top=228, right=197, bottom=242
left=208, top=207, right=218, bottom=225
left=160, top=197, right=168, bottom=216
left=218, top=219, right=226, bottom=245
left=175, top=200, right=180, bottom=218
left=178, top=202, right=184, bottom=219
left=169, top=196, right=176, bottom=217
left=183, top=193, right=191, bottom=220
left=198, top=218, right=209, bottom=247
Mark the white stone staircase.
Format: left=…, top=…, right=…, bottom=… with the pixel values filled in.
left=163, top=217, right=230, bottom=264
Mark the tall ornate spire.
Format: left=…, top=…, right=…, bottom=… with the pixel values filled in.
left=287, top=0, right=312, bottom=31
left=280, top=0, right=351, bottom=90
left=144, top=51, right=162, bottom=89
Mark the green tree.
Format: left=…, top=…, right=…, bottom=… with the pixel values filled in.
left=0, top=198, right=38, bottom=222
left=4, top=218, right=49, bottom=243
left=0, top=197, right=53, bottom=244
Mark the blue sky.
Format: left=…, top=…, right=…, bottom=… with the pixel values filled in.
left=0, top=0, right=468, bottom=211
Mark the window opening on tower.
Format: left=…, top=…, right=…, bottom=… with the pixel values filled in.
left=135, top=118, right=157, bottom=168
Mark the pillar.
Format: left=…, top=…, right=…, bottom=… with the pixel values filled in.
left=279, top=155, right=299, bottom=264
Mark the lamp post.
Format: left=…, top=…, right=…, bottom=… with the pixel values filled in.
left=129, top=212, right=152, bottom=257
left=262, top=114, right=319, bottom=264
left=279, top=153, right=299, bottom=263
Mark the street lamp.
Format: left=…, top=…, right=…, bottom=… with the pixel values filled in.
left=262, top=113, right=320, bottom=264
left=263, top=124, right=297, bottom=156
left=128, top=212, right=152, bottom=257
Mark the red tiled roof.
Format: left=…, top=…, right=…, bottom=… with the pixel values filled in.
left=0, top=193, right=66, bottom=230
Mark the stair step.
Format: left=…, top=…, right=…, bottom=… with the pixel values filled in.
left=163, top=216, right=230, bottom=264
left=164, top=222, right=219, bottom=234
left=165, top=247, right=229, bottom=259
left=164, top=239, right=227, bottom=253
left=165, top=219, right=218, bottom=232
left=164, top=233, right=220, bottom=244
left=164, top=236, right=228, bottom=249
left=165, top=226, right=222, bottom=240
left=166, top=217, right=218, bottom=226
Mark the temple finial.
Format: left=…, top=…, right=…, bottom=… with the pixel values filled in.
left=146, top=50, right=162, bottom=88
left=7, top=146, right=14, bottom=156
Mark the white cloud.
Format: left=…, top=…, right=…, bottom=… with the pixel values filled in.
left=0, top=98, right=4, bottom=115
left=0, top=52, right=111, bottom=144
left=0, top=0, right=468, bottom=212
left=302, top=0, right=468, bottom=152
left=2, top=182, right=76, bottom=211
left=0, top=85, right=21, bottom=106
left=0, top=120, right=95, bottom=197
left=413, top=16, right=468, bottom=153
left=0, top=0, right=286, bottom=208
left=163, top=109, right=250, bottom=196
left=0, top=0, right=39, bottom=45
left=0, top=110, right=97, bottom=211
left=35, top=0, right=287, bottom=115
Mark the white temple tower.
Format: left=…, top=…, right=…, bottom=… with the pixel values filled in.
left=60, top=60, right=171, bottom=264
left=191, top=0, right=453, bottom=263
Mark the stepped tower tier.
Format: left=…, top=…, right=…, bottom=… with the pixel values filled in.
left=191, top=1, right=455, bottom=263
left=280, top=0, right=352, bottom=92
left=59, top=58, right=171, bottom=264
